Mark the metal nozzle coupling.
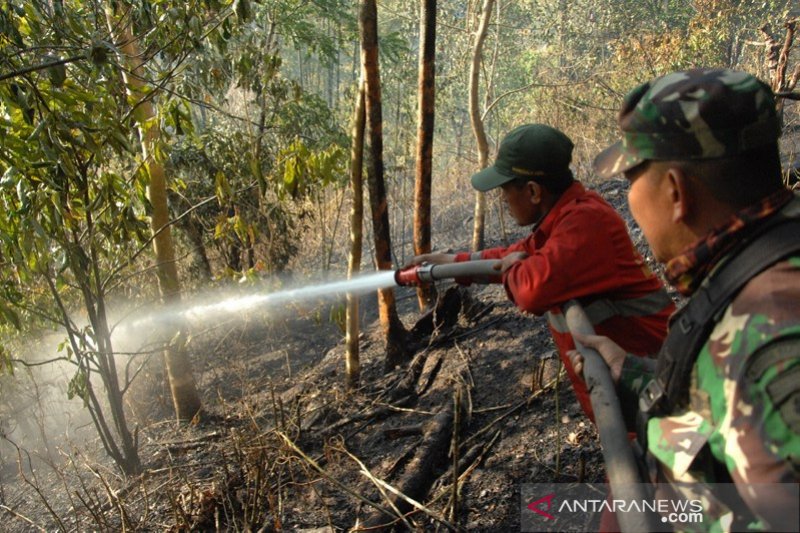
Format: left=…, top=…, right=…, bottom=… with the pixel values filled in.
left=394, top=263, right=434, bottom=286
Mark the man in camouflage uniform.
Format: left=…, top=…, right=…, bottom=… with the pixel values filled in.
left=572, top=68, right=800, bottom=531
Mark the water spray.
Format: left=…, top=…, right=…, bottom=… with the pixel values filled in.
left=393, top=259, right=501, bottom=286
left=114, top=260, right=502, bottom=338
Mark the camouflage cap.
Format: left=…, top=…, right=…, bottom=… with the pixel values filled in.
left=594, top=68, right=780, bottom=179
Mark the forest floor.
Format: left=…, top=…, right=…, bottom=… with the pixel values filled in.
left=0, top=178, right=665, bottom=532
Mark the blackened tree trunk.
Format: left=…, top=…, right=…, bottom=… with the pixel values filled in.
left=469, top=0, right=494, bottom=252
left=359, top=0, right=410, bottom=371
left=414, top=0, right=437, bottom=311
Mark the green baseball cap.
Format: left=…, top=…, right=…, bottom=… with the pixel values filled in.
left=594, top=68, right=780, bottom=179
left=471, top=124, right=574, bottom=192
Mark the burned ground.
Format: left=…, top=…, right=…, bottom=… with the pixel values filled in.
left=0, top=178, right=662, bottom=532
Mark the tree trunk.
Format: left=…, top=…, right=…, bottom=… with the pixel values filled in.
left=346, top=76, right=366, bottom=390
left=414, top=0, right=437, bottom=311
left=469, top=0, right=494, bottom=252
left=105, top=7, right=202, bottom=422
left=182, top=215, right=213, bottom=281
left=359, top=0, right=410, bottom=371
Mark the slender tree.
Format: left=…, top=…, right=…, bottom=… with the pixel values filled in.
left=359, top=0, right=410, bottom=370
left=105, top=5, right=202, bottom=421
left=469, top=0, right=495, bottom=251
left=761, top=19, right=800, bottom=119
left=346, top=76, right=367, bottom=389
left=414, top=0, right=438, bottom=311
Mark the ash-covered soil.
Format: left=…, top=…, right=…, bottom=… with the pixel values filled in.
left=0, top=178, right=663, bottom=532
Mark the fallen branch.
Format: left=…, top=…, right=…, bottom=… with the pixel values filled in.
left=0, top=504, right=46, bottom=532
left=359, top=401, right=460, bottom=532
left=416, top=351, right=445, bottom=397
left=387, top=287, right=476, bottom=402
left=388, top=349, right=430, bottom=402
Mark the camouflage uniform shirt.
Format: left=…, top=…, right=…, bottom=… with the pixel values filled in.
left=619, top=193, right=800, bottom=531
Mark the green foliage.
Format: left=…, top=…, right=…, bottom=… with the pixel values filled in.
left=0, top=301, right=21, bottom=332
left=67, top=369, right=89, bottom=406
left=274, top=138, right=347, bottom=199
left=161, top=0, right=353, bottom=276
left=0, top=344, right=12, bottom=375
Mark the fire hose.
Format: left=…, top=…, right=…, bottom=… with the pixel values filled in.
left=395, top=260, right=658, bottom=532
left=564, top=300, right=659, bottom=533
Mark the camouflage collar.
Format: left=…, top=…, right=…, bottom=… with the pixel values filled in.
left=665, top=188, right=794, bottom=295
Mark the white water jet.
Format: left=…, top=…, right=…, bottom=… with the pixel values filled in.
left=186, top=270, right=396, bottom=321
left=118, top=270, right=398, bottom=334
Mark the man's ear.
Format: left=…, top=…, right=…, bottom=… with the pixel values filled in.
left=665, top=166, right=691, bottom=223
left=527, top=180, right=542, bottom=205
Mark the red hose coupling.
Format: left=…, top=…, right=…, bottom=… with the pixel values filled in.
left=394, top=265, right=422, bottom=286
left=395, top=263, right=435, bottom=286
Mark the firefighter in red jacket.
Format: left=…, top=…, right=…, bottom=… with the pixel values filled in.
left=413, top=124, right=674, bottom=422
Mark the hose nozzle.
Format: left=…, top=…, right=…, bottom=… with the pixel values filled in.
left=394, top=263, right=434, bottom=286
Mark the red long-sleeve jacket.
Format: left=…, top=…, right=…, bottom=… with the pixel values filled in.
left=457, top=181, right=674, bottom=421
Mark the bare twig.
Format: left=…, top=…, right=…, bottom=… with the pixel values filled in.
left=86, top=462, right=133, bottom=530
left=428, top=430, right=503, bottom=507
left=472, top=403, right=513, bottom=413
left=450, top=387, right=462, bottom=525
left=146, top=431, right=222, bottom=451
left=339, top=446, right=459, bottom=532
left=10, top=442, right=67, bottom=532
left=276, top=432, right=399, bottom=520
left=338, top=448, right=416, bottom=530
left=374, top=403, right=435, bottom=416
left=0, top=504, right=46, bottom=531
left=453, top=342, right=475, bottom=389
left=461, top=374, right=559, bottom=450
